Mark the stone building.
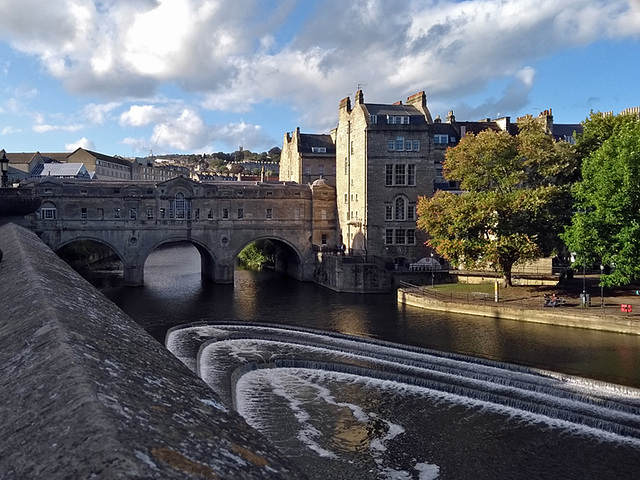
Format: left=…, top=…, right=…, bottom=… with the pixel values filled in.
left=280, top=128, right=337, bottom=186
left=334, top=90, right=435, bottom=268
left=67, top=148, right=133, bottom=180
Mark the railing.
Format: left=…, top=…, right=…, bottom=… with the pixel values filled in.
left=399, top=281, right=496, bottom=305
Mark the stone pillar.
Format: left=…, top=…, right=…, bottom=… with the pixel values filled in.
left=124, top=264, right=144, bottom=287
left=213, top=263, right=234, bottom=284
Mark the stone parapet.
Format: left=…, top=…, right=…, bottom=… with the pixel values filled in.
left=0, top=223, right=302, bottom=479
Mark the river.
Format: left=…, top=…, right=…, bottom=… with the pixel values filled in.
left=88, top=243, right=640, bottom=479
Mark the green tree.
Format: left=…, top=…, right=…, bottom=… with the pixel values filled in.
left=417, top=119, right=577, bottom=287
left=562, top=116, right=640, bottom=286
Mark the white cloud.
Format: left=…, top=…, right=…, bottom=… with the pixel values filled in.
left=1, top=126, right=22, bottom=136
left=119, top=104, right=168, bottom=127
left=1, top=0, right=640, bottom=150
left=65, top=137, right=95, bottom=152
left=83, top=102, right=121, bottom=125
left=33, top=122, right=84, bottom=134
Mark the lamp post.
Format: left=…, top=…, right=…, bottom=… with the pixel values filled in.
left=0, top=152, right=8, bottom=188
left=431, top=253, right=435, bottom=288
left=600, top=264, right=605, bottom=308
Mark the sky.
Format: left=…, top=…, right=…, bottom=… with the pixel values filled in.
left=0, top=0, right=639, bottom=158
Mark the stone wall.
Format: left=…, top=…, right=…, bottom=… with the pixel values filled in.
left=314, top=252, right=392, bottom=293
left=0, top=223, right=302, bottom=479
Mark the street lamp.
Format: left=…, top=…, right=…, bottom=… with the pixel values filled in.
left=600, top=264, right=605, bottom=308
left=0, top=151, right=8, bottom=188
left=431, top=253, right=435, bottom=288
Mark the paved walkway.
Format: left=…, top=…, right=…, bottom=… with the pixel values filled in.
left=492, top=275, right=640, bottom=321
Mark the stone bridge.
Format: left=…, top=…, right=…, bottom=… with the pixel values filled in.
left=26, top=176, right=337, bottom=286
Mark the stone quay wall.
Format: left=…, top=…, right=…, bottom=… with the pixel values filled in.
left=0, top=223, right=302, bottom=479
left=314, top=252, right=392, bottom=293
left=398, top=288, right=640, bottom=335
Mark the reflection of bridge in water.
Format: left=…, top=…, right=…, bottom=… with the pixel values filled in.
left=27, top=177, right=337, bottom=286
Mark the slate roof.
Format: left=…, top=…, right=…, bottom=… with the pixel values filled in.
left=299, top=134, right=335, bottom=154
left=31, top=163, right=88, bottom=177
left=364, top=103, right=428, bottom=124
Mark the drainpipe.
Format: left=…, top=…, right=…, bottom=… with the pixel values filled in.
left=347, top=120, right=351, bottom=254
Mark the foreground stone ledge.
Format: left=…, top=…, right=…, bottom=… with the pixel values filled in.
left=398, top=288, right=640, bottom=336
left=0, top=223, right=302, bottom=479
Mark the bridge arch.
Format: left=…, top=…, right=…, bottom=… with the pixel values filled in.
left=233, top=234, right=310, bottom=282
left=141, top=237, right=218, bottom=285
left=51, top=236, right=127, bottom=282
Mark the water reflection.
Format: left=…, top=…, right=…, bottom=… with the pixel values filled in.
left=92, top=242, right=640, bottom=388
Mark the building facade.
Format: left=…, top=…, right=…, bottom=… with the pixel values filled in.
left=335, top=90, right=435, bottom=267
left=281, top=128, right=337, bottom=186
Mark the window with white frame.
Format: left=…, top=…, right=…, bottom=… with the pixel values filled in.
left=42, top=207, right=57, bottom=220
left=395, top=164, right=406, bottom=185
left=385, top=165, right=394, bottom=186
left=369, top=115, right=377, bottom=124
left=311, top=146, right=327, bottom=153
left=408, top=202, right=416, bottom=221
left=385, top=229, right=394, bottom=245
left=388, top=137, right=420, bottom=152
left=434, top=134, right=449, bottom=144
left=387, top=115, right=410, bottom=124
left=385, top=164, right=416, bottom=186
left=385, top=204, right=393, bottom=221
left=407, top=164, right=416, bottom=186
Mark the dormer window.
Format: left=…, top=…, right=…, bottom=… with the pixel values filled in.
left=387, top=115, right=410, bottom=124
left=311, top=146, right=327, bottom=153
left=434, top=134, right=449, bottom=144
left=369, top=115, right=378, bottom=124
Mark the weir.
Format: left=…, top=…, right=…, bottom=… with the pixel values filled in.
left=167, top=322, right=640, bottom=479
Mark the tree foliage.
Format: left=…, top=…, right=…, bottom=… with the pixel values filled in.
left=417, top=119, right=577, bottom=286
left=562, top=114, right=640, bottom=286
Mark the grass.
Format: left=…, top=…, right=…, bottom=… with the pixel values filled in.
left=434, top=282, right=496, bottom=294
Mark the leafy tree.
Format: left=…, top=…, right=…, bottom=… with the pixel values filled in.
left=417, top=119, right=577, bottom=287
left=562, top=116, right=640, bottom=286
left=229, top=164, right=244, bottom=175
left=268, top=146, right=281, bottom=162
left=574, top=111, right=638, bottom=162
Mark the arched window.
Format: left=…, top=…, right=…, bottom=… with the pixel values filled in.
left=395, top=196, right=406, bottom=221
left=40, top=202, right=57, bottom=220
left=171, top=192, right=191, bottom=219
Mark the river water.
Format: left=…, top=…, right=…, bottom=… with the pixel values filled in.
left=90, top=243, right=640, bottom=479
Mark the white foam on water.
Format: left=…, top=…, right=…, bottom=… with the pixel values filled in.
left=415, top=462, right=440, bottom=480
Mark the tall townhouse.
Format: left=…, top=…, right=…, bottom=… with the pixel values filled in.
left=335, top=90, right=434, bottom=267
left=281, top=128, right=337, bottom=186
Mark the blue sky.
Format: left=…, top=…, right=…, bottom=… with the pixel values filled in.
left=1, top=0, right=639, bottom=157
